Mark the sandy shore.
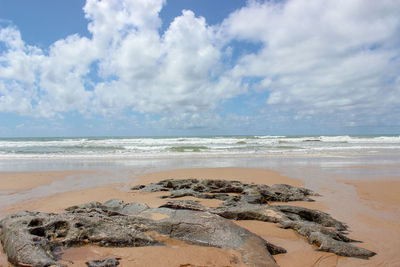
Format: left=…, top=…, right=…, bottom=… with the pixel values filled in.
left=0, top=171, right=102, bottom=192
left=338, top=179, right=400, bottom=210
left=1, top=167, right=399, bottom=266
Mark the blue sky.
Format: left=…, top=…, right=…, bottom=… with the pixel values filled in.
left=0, top=0, right=399, bottom=137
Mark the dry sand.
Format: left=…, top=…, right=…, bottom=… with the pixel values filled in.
left=0, top=167, right=399, bottom=266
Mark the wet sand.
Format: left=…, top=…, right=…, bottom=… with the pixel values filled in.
left=338, top=179, right=400, bottom=210
left=0, top=167, right=399, bottom=266
left=0, top=170, right=96, bottom=191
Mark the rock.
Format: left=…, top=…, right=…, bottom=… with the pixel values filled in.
left=278, top=218, right=376, bottom=258
left=260, top=184, right=318, bottom=202
left=159, top=200, right=207, bottom=211
left=102, top=199, right=149, bottom=215
left=130, top=185, right=145, bottom=190
left=308, top=232, right=375, bottom=258
left=211, top=203, right=375, bottom=259
left=86, top=257, right=121, bottom=267
left=65, top=201, right=102, bottom=211
left=158, top=198, right=376, bottom=260
left=0, top=201, right=283, bottom=267
left=65, top=199, right=149, bottom=216
left=133, top=179, right=319, bottom=203
left=0, top=179, right=376, bottom=267
left=274, top=205, right=347, bottom=231
left=211, top=202, right=282, bottom=223
left=0, top=209, right=159, bottom=267
left=0, top=211, right=62, bottom=267
left=149, top=208, right=284, bottom=266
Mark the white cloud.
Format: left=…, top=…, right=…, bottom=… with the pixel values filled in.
left=1, top=0, right=245, bottom=121
left=221, top=0, right=400, bottom=124
left=38, top=35, right=96, bottom=116
left=0, top=27, right=42, bottom=114
left=92, top=8, right=242, bottom=115
left=0, top=0, right=399, bottom=131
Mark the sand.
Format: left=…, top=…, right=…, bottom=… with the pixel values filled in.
left=0, top=170, right=96, bottom=191
left=339, top=179, right=400, bottom=210
left=0, top=167, right=399, bottom=266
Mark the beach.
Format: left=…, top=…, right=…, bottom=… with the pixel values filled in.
left=0, top=160, right=399, bottom=266
left=0, top=136, right=399, bottom=266
left=1, top=0, right=399, bottom=264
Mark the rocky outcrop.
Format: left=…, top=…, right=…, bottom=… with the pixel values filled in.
left=0, top=179, right=376, bottom=267
left=134, top=179, right=376, bottom=259
left=132, top=178, right=319, bottom=203
left=159, top=199, right=375, bottom=259
left=0, top=203, right=283, bottom=267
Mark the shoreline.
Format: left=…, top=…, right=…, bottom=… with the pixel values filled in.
left=0, top=167, right=399, bottom=266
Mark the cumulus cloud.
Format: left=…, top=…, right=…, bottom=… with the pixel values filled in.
left=221, top=0, right=400, bottom=124
left=0, top=26, right=94, bottom=117
left=0, top=0, right=399, bottom=131
left=0, top=27, right=41, bottom=114
left=1, top=0, right=245, bottom=120
left=92, top=8, right=236, bottom=115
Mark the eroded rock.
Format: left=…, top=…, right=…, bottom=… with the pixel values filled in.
left=159, top=200, right=207, bottom=211
left=0, top=179, right=376, bottom=267
left=159, top=199, right=375, bottom=259
left=132, top=179, right=375, bottom=259
left=0, top=203, right=283, bottom=267
left=133, top=179, right=319, bottom=203
left=86, top=257, right=121, bottom=267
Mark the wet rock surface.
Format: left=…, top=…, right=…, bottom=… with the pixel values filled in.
left=132, top=178, right=319, bottom=203
left=86, top=257, right=120, bottom=267
left=134, top=179, right=376, bottom=259
left=0, top=206, right=282, bottom=266
left=0, top=179, right=376, bottom=267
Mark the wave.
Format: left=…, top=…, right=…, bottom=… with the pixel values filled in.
left=169, top=146, right=209, bottom=152
left=0, top=135, right=399, bottom=158
left=276, top=145, right=304, bottom=149
left=2, top=135, right=398, bottom=147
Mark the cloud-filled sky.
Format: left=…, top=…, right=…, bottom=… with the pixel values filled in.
left=0, top=0, right=399, bottom=137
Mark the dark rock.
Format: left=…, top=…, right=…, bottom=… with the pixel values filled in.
left=135, top=178, right=319, bottom=203
left=0, top=179, right=376, bottom=267
left=159, top=200, right=207, bottom=211
left=101, top=199, right=149, bottom=215
left=131, top=185, right=145, bottom=190
left=211, top=203, right=282, bottom=223
left=278, top=219, right=375, bottom=258
left=65, top=199, right=149, bottom=216
left=86, top=257, right=121, bottom=267
left=0, top=200, right=283, bottom=267
left=209, top=203, right=375, bottom=258
left=274, top=205, right=347, bottom=231
left=308, top=232, right=375, bottom=258
left=213, top=204, right=376, bottom=259
left=65, top=201, right=102, bottom=211
left=150, top=208, right=284, bottom=266
left=259, top=184, right=319, bottom=202
left=138, top=177, right=376, bottom=260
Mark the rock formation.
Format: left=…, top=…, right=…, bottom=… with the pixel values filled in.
left=0, top=179, right=376, bottom=267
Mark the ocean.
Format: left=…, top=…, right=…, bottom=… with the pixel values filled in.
left=1, top=135, right=399, bottom=159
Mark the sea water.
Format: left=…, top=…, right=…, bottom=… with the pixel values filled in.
left=1, top=135, right=399, bottom=159
left=1, top=135, right=400, bottom=172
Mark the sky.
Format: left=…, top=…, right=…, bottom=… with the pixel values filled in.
left=0, top=0, right=399, bottom=137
